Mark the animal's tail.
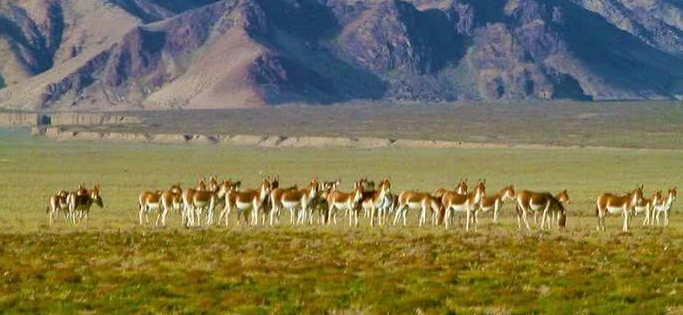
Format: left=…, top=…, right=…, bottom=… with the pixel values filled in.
left=46, top=205, right=50, bottom=214
left=595, top=205, right=599, bottom=217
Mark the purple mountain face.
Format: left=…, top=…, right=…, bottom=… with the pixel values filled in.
left=1, top=0, right=683, bottom=110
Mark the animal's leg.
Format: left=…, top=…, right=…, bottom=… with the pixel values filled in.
left=623, top=208, right=629, bottom=232
left=465, top=208, right=471, bottom=231
left=139, top=205, right=145, bottom=226
left=493, top=200, right=500, bottom=223
left=392, top=206, right=402, bottom=226
left=665, top=210, right=670, bottom=226
left=521, top=208, right=531, bottom=231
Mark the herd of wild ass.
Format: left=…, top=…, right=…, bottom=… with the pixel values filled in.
left=47, top=177, right=677, bottom=231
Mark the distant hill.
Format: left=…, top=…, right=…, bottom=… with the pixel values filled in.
left=2, top=0, right=683, bottom=110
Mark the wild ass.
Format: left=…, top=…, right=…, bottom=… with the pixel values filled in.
left=360, top=178, right=392, bottom=227
left=653, top=187, right=676, bottom=226
left=326, top=180, right=364, bottom=226
left=221, top=179, right=272, bottom=226
left=478, top=185, right=516, bottom=223
left=279, top=179, right=319, bottom=225
left=516, top=189, right=570, bottom=231
left=394, top=191, right=442, bottom=227
left=442, top=180, right=486, bottom=231
left=595, top=185, right=644, bottom=232
left=47, top=189, right=70, bottom=226
left=67, top=184, right=104, bottom=226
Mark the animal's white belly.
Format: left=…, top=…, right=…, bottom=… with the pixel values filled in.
left=194, top=201, right=210, bottom=207
left=147, top=203, right=160, bottom=208
left=407, top=202, right=422, bottom=209
left=529, top=203, right=544, bottom=211
left=480, top=205, right=493, bottom=212
left=333, top=202, right=350, bottom=209
left=236, top=201, right=253, bottom=210
left=607, top=206, right=624, bottom=214
left=450, top=204, right=468, bottom=212
left=282, top=201, right=300, bottom=208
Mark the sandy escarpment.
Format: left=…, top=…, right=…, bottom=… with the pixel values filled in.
left=37, top=127, right=497, bottom=150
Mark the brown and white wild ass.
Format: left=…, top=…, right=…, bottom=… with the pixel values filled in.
left=595, top=185, right=644, bottom=231
left=442, top=180, right=486, bottom=231
left=267, top=177, right=299, bottom=225
left=478, top=185, right=515, bottom=223
left=279, top=179, right=319, bottom=225
left=360, top=178, right=391, bottom=227
left=47, top=189, right=70, bottom=226
left=221, top=179, right=272, bottom=226
left=138, top=184, right=184, bottom=227
left=326, top=180, right=364, bottom=226
left=67, top=184, right=104, bottom=226
left=653, top=187, right=676, bottom=226
left=516, top=189, right=569, bottom=231
left=394, top=190, right=442, bottom=227
left=637, top=191, right=660, bottom=226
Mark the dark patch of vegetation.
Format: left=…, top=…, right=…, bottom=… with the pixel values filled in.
left=0, top=230, right=681, bottom=314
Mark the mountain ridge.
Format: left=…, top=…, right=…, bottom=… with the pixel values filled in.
left=1, top=0, right=683, bottom=110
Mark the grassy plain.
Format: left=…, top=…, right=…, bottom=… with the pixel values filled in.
left=1, top=128, right=683, bottom=314
left=89, top=101, right=683, bottom=149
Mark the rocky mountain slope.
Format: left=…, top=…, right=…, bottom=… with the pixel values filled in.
left=1, top=0, right=683, bottom=110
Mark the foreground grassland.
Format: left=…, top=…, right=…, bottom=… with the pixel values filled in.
left=1, top=129, right=683, bottom=314
left=2, top=230, right=683, bottom=314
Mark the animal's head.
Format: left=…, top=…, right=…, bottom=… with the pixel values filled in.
left=309, top=178, right=319, bottom=196
left=359, top=178, right=375, bottom=191
left=379, top=177, right=391, bottom=196
left=556, top=190, right=570, bottom=204
left=353, top=181, right=364, bottom=203
left=271, top=176, right=281, bottom=189
left=209, top=176, right=219, bottom=190
left=632, top=185, right=644, bottom=205
left=502, top=185, right=516, bottom=201
left=653, top=190, right=663, bottom=204
left=77, top=184, right=88, bottom=195
left=217, top=180, right=234, bottom=197
left=260, top=178, right=272, bottom=196
left=91, top=184, right=103, bottom=208
left=474, top=179, right=486, bottom=199
left=323, top=179, right=341, bottom=191
left=456, top=179, right=468, bottom=194
left=169, top=184, right=182, bottom=195
left=670, top=187, right=677, bottom=201
left=57, top=189, right=68, bottom=197
left=196, top=179, right=207, bottom=191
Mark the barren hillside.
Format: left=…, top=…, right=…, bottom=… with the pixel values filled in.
left=1, top=0, right=683, bottom=110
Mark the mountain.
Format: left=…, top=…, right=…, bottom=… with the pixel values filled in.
left=1, top=0, right=683, bottom=110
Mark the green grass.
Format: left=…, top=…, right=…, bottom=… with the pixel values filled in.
left=1, top=128, right=683, bottom=313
